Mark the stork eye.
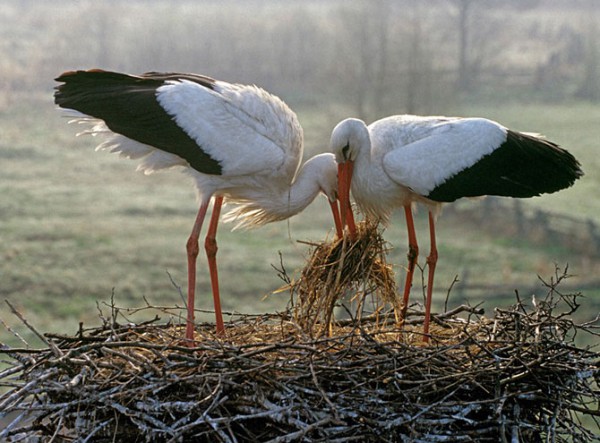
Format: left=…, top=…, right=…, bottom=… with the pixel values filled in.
left=342, top=143, right=350, bottom=160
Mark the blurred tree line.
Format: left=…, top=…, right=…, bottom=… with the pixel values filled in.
left=1, top=0, right=599, bottom=118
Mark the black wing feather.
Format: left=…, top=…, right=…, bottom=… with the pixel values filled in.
left=427, top=130, right=583, bottom=202
left=54, top=69, right=222, bottom=175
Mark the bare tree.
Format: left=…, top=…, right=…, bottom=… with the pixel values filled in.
left=371, top=1, right=391, bottom=117
left=575, top=0, right=600, bottom=100
left=333, top=0, right=393, bottom=120
left=405, top=6, right=426, bottom=114
left=455, top=0, right=473, bottom=92
left=449, top=0, right=541, bottom=92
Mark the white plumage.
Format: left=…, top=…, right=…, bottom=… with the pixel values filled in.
left=376, top=116, right=507, bottom=196
left=331, top=115, right=582, bottom=342
left=157, top=80, right=295, bottom=178
left=55, top=70, right=341, bottom=342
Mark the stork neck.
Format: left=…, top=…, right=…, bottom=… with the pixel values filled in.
left=223, top=153, right=336, bottom=229
left=350, top=120, right=374, bottom=168
left=350, top=123, right=375, bottom=183
left=285, top=155, right=329, bottom=216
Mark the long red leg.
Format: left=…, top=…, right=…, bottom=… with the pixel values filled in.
left=399, top=204, right=419, bottom=324
left=185, top=198, right=211, bottom=342
left=205, top=196, right=224, bottom=334
left=423, top=210, right=438, bottom=343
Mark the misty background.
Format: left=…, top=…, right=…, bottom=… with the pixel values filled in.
left=1, top=0, right=599, bottom=343
left=3, top=0, right=600, bottom=121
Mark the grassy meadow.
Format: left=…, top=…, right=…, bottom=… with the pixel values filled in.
left=1, top=95, right=599, bottom=349
left=0, top=0, right=599, bottom=351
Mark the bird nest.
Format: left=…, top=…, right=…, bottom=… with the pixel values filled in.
left=286, top=220, right=400, bottom=336
left=1, top=258, right=599, bottom=441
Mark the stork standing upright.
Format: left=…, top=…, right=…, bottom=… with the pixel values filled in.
left=331, top=115, right=583, bottom=341
left=55, top=69, right=342, bottom=341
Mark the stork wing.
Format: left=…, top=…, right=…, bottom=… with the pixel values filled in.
left=382, top=118, right=508, bottom=200
left=383, top=117, right=582, bottom=202
left=55, top=70, right=301, bottom=179
left=157, top=78, right=301, bottom=179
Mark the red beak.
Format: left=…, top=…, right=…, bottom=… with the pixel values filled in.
left=329, top=198, right=343, bottom=239
left=337, top=160, right=357, bottom=240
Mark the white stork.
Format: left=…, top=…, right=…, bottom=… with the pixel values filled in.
left=54, top=69, right=342, bottom=342
left=331, top=115, right=583, bottom=341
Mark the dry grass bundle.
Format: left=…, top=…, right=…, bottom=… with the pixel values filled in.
left=288, top=220, right=399, bottom=336
left=1, top=267, right=599, bottom=442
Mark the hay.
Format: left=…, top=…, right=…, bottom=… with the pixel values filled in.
left=288, top=220, right=399, bottom=336
left=1, top=266, right=599, bottom=442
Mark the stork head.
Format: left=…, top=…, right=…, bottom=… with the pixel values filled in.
left=329, top=118, right=369, bottom=240
left=301, top=153, right=342, bottom=238
left=329, top=118, right=368, bottom=164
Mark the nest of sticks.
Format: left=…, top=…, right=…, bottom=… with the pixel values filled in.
left=1, top=231, right=599, bottom=442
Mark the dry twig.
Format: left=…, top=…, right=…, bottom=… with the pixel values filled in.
left=0, top=267, right=598, bottom=442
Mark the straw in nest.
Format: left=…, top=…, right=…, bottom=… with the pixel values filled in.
left=0, top=272, right=598, bottom=442
left=285, top=220, right=399, bottom=336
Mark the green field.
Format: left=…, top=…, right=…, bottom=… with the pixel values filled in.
left=1, top=96, right=598, bottom=348
left=1, top=0, right=599, bottom=351
left=1, top=3, right=598, bottom=438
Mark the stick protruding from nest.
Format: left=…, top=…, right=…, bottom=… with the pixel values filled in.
left=1, top=271, right=598, bottom=442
